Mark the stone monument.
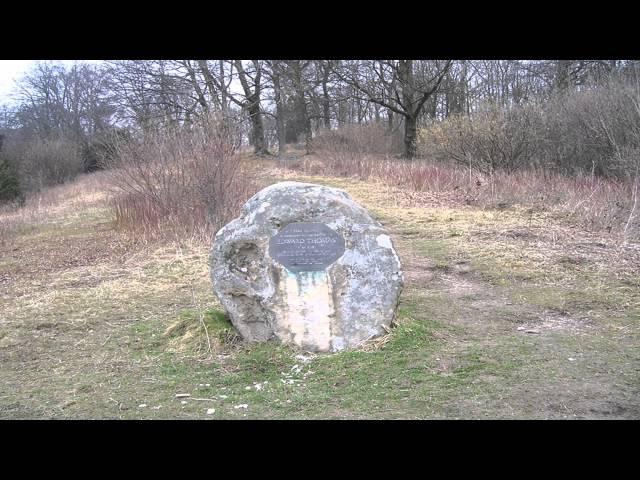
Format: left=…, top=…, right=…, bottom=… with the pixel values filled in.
left=210, top=181, right=403, bottom=352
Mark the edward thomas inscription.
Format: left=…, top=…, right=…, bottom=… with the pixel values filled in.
left=269, top=222, right=345, bottom=272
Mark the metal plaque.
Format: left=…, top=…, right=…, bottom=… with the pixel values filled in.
left=269, top=222, right=345, bottom=272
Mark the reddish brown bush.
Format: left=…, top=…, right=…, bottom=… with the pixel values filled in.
left=105, top=116, right=258, bottom=243
left=312, top=127, right=638, bottom=241
left=311, top=123, right=401, bottom=178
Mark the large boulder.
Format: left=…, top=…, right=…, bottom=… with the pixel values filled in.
left=210, top=181, right=403, bottom=352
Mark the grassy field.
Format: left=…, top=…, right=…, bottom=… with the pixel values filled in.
left=1, top=159, right=639, bottom=419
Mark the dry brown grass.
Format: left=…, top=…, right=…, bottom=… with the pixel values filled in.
left=0, top=171, right=111, bottom=247
left=2, top=153, right=639, bottom=419
left=290, top=146, right=639, bottom=243
left=263, top=163, right=640, bottom=321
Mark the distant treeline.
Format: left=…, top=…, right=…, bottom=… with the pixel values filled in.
left=1, top=60, right=639, bottom=203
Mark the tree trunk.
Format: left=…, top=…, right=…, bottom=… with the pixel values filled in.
left=460, top=60, right=467, bottom=115
left=247, top=94, right=268, bottom=156
left=398, top=60, right=418, bottom=159
left=555, top=60, right=571, bottom=92
left=429, top=94, right=438, bottom=119
left=322, top=69, right=331, bottom=129
left=219, top=60, right=228, bottom=115
left=272, top=66, right=287, bottom=157
left=234, top=60, right=269, bottom=156
left=337, top=100, right=345, bottom=128
left=290, top=62, right=312, bottom=153
left=403, top=115, right=418, bottom=159
left=301, top=99, right=312, bottom=153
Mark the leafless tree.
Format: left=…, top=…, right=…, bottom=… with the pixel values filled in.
left=264, top=60, right=288, bottom=156
left=232, top=60, right=269, bottom=156
left=337, top=60, right=452, bottom=158
left=14, top=61, right=113, bottom=142
left=105, top=60, right=184, bottom=129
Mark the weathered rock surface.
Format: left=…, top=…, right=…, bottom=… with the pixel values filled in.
left=210, top=181, right=403, bottom=352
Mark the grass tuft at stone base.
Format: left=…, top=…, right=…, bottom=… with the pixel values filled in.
left=163, top=308, right=240, bottom=354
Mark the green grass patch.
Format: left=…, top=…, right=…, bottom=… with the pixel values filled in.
left=415, top=238, right=453, bottom=262
left=160, top=307, right=239, bottom=355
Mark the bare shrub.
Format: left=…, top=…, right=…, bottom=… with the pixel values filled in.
left=420, top=103, right=544, bottom=174
left=420, top=78, right=640, bottom=180
left=557, top=80, right=640, bottom=178
left=2, top=136, right=84, bottom=192
left=105, top=115, right=258, bottom=243
left=302, top=120, right=639, bottom=240
left=384, top=159, right=636, bottom=238
left=312, top=123, right=400, bottom=178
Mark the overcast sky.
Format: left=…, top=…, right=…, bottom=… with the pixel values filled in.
left=0, top=60, right=252, bottom=111
left=0, top=60, right=102, bottom=105
left=0, top=60, right=34, bottom=101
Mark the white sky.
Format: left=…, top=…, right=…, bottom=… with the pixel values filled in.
left=0, top=60, right=249, bottom=110
left=0, top=60, right=34, bottom=102
left=0, top=60, right=101, bottom=105
left=0, top=60, right=255, bottom=113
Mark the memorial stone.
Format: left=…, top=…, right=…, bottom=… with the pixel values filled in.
left=210, top=181, right=403, bottom=352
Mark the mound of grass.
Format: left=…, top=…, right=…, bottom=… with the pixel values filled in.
left=163, top=307, right=240, bottom=354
